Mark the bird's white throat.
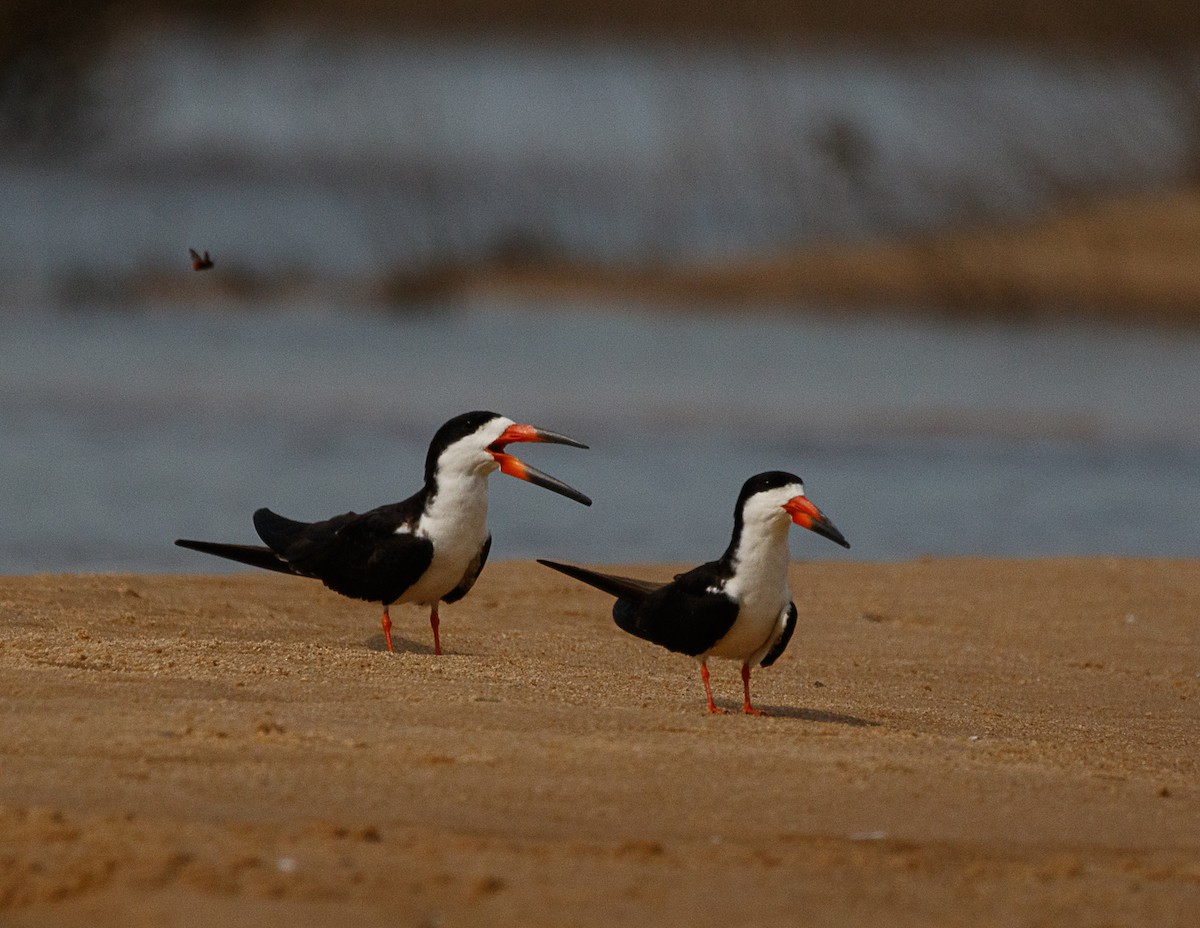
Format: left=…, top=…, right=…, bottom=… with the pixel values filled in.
left=724, top=511, right=792, bottom=615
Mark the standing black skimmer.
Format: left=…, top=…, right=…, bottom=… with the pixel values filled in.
left=538, top=471, right=848, bottom=715
left=176, top=411, right=590, bottom=655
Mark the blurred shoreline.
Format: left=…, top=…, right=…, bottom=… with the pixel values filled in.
left=38, top=188, right=1200, bottom=326
left=337, top=185, right=1200, bottom=325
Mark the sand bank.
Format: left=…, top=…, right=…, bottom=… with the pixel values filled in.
left=1, top=560, right=1197, bottom=925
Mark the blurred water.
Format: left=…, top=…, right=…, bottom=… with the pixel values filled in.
left=1, top=300, right=1197, bottom=573
left=3, top=33, right=1196, bottom=298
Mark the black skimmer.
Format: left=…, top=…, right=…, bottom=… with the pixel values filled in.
left=176, top=411, right=590, bottom=654
left=538, top=471, right=848, bottom=715
left=189, top=248, right=214, bottom=271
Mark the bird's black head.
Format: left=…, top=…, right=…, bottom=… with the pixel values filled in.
left=423, top=411, right=503, bottom=483
left=736, top=471, right=806, bottom=511
left=422, top=411, right=591, bottom=505
left=730, top=470, right=850, bottom=550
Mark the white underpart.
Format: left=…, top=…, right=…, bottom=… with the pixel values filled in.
left=704, top=482, right=803, bottom=664
left=398, top=416, right=512, bottom=605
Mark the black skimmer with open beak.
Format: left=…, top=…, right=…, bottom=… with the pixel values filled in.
left=539, top=471, right=848, bottom=715
left=176, top=410, right=590, bottom=654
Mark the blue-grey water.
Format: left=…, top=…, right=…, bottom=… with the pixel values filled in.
left=6, top=33, right=1200, bottom=571
left=2, top=300, right=1197, bottom=573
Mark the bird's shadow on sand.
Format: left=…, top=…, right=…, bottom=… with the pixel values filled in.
left=747, top=704, right=879, bottom=726
left=365, top=633, right=439, bottom=656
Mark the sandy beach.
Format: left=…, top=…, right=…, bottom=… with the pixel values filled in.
left=1, top=559, right=1196, bottom=925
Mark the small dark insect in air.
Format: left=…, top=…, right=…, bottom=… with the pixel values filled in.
left=189, top=248, right=214, bottom=271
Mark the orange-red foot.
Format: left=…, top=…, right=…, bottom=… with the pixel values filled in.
left=742, top=704, right=766, bottom=716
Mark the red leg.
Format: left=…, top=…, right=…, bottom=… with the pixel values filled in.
left=381, top=606, right=394, bottom=653
left=741, top=663, right=765, bottom=716
left=700, top=661, right=726, bottom=714
left=429, top=604, right=442, bottom=656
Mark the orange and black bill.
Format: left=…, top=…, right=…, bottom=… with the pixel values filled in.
left=489, top=424, right=591, bottom=506
left=783, top=496, right=850, bottom=548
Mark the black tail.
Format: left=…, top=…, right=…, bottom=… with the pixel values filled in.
left=536, top=559, right=662, bottom=602
left=174, top=538, right=294, bottom=574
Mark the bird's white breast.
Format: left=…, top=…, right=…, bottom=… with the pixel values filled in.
left=400, top=472, right=491, bottom=604
left=704, top=517, right=792, bottom=662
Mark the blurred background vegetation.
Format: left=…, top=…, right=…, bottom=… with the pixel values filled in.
left=4, top=0, right=1200, bottom=320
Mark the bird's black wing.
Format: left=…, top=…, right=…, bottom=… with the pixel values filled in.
left=538, top=558, right=736, bottom=655
left=617, top=560, right=740, bottom=657
left=443, top=534, right=491, bottom=604
left=758, top=601, right=797, bottom=667
left=253, top=500, right=432, bottom=605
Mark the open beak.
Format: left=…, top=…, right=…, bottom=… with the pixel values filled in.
left=488, top=423, right=592, bottom=506
left=783, top=495, right=850, bottom=549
